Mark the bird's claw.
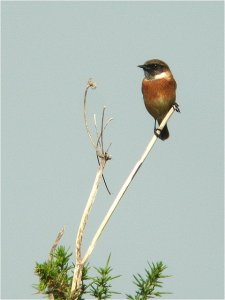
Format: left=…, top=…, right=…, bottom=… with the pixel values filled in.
left=173, top=103, right=180, bottom=113
left=154, top=128, right=162, bottom=138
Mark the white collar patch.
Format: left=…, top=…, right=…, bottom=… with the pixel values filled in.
left=154, top=72, right=168, bottom=80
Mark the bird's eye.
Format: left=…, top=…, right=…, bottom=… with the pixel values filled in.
left=153, top=64, right=158, bottom=69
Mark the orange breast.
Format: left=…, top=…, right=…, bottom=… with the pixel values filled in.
left=142, top=77, right=176, bottom=121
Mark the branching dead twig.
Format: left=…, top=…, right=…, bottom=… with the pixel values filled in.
left=84, top=81, right=112, bottom=193
left=83, top=80, right=113, bottom=161
left=95, top=106, right=112, bottom=194
left=71, top=80, right=112, bottom=298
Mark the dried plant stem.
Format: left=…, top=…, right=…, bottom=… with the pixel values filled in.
left=48, top=226, right=65, bottom=300
left=48, top=226, right=65, bottom=261
left=71, top=158, right=106, bottom=296
left=82, top=105, right=176, bottom=265
left=84, top=80, right=97, bottom=149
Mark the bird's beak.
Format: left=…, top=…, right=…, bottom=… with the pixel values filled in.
left=138, top=65, right=145, bottom=69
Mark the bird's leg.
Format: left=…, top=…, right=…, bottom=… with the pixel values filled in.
left=154, top=119, right=157, bottom=131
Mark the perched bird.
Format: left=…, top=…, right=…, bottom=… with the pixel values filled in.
left=138, top=59, right=177, bottom=140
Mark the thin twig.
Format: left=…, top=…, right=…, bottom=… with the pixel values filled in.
left=82, top=105, right=178, bottom=265
left=104, top=117, right=113, bottom=130
left=106, top=142, right=112, bottom=154
left=84, top=80, right=97, bottom=149
left=93, top=114, right=100, bottom=146
left=100, top=107, right=106, bottom=154
left=97, top=155, right=111, bottom=195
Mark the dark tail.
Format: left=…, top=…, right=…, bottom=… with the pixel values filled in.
left=159, top=124, right=169, bottom=141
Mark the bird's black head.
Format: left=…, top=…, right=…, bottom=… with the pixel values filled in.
left=138, top=59, right=170, bottom=79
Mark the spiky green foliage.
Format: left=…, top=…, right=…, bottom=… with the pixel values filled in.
left=127, top=261, right=171, bottom=299
left=89, top=254, right=121, bottom=300
left=34, top=250, right=120, bottom=300
left=34, top=246, right=74, bottom=299
left=34, top=247, right=171, bottom=300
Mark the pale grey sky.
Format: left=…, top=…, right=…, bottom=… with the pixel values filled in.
left=2, top=1, right=224, bottom=299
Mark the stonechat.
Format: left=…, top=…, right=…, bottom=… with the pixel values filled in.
left=138, top=59, right=177, bottom=140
